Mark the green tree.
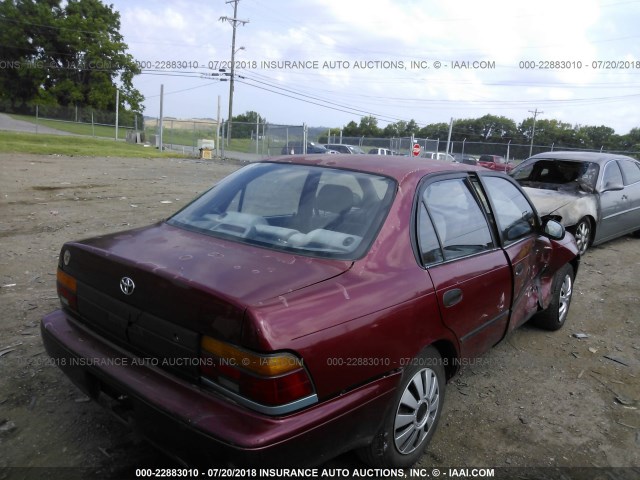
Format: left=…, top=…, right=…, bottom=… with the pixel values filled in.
left=417, top=122, right=449, bottom=139
left=342, top=120, right=359, bottom=136
left=232, top=110, right=265, bottom=138
left=621, top=127, right=640, bottom=152
left=0, top=0, right=143, bottom=117
left=0, top=0, right=61, bottom=108
left=475, top=114, right=517, bottom=141
left=518, top=118, right=574, bottom=147
left=576, top=125, right=617, bottom=150
left=405, top=119, right=419, bottom=136
left=358, top=115, right=381, bottom=137
left=381, top=122, right=398, bottom=137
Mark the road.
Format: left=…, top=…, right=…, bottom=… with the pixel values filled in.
left=0, top=112, right=74, bottom=135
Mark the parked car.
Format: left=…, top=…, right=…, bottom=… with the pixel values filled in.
left=281, top=141, right=328, bottom=155
left=478, top=154, right=513, bottom=172
left=324, top=143, right=365, bottom=154
left=510, top=151, right=640, bottom=255
left=368, top=147, right=397, bottom=155
left=42, top=156, right=579, bottom=468
left=452, top=153, right=478, bottom=165
left=420, top=151, right=455, bottom=162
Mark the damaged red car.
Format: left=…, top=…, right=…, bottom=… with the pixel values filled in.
left=41, top=155, right=580, bottom=468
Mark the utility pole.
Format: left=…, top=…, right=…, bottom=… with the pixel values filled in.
left=528, top=108, right=543, bottom=157
left=445, top=117, right=454, bottom=156
left=159, top=84, right=164, bottom=151
left=115, top=89, right=119, bottom=141
left=220, top=0, right=249, bottom=146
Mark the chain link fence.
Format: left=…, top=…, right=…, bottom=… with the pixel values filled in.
left=0, top=102, right=141, bottom=139
left=3, top=103, right=638, bottom=161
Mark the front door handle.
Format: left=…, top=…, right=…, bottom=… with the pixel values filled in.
left=515, top=263, right=524, bottom=276
left=443, top=288, right=463, bottom=308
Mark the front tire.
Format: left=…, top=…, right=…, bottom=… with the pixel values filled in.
left=358, top=347, right=445, bottom=468
left=571, top=217, right=591, bottom=255
left=532, top=264, right=574, bottom=331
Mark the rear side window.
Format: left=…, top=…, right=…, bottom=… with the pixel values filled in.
left=618, top=159, right=640, bottom=185
left=602, top=161, right=623, bottom=188
left=420, top=178, right=494, bottom=262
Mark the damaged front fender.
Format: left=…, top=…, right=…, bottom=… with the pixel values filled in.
left=523, top=187, right=599, bottom=227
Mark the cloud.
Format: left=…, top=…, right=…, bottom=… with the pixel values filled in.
left=109, top=0, right=640, bottom=133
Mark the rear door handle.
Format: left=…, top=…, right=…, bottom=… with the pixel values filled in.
left=443, top=288, right=463, bottom=307
left=515, top=263, right=524, bottom=276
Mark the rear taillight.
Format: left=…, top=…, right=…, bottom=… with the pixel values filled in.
left=56, top=268, right=78, bottom=311
left=200, top=336, right=317, bottom=415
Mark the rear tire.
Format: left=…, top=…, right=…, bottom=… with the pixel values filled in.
left=532, top=264, right=574, bottom=331
left=357, top=346, right=445, bottom=468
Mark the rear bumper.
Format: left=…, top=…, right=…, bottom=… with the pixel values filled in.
left=41, top=309, right=399, bottom=467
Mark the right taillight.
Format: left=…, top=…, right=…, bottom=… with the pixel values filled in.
left=199, top=336, right=317, bottom=415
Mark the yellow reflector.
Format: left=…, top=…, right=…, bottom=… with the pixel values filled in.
left=57, top=268, right=77, bottom=293
left=201, top=336, right=303, bottom=376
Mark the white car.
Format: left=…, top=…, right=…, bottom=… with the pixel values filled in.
left=420, top=151, right=455, bottom=162
left=368, top=148, right=396, bottom=155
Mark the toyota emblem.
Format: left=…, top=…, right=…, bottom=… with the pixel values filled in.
left=120, top=277, right=135, bottom=295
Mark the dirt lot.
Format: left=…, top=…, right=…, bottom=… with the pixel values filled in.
left=0, top=153, right=639, bottom=478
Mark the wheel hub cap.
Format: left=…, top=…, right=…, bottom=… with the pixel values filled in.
left=393, top=368, right=440, bottom=455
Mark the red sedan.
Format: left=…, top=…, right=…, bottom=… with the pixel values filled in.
left=42, top=155, right=579, bottom=468
left=478, top=154, right=514, bottom=172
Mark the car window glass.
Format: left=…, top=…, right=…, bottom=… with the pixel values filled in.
left=602, top=161, right=623, bottom=188
left=511, top=162, right=534, bottom=181
left=618, top=160, right=640, bottom=185
left=168, top=163, right=396, bottom=260
left=482, top=176, right=535, bottom=244
left=423, top=178, right=493, bottom=261
left=229, top=167, right=307, bottom=216
left=418, top=204, right=444, bottom=265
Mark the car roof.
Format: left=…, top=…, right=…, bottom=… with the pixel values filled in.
left=528, top=151, right=638, bottom=165
left=266, top=154, right=484, bottom=183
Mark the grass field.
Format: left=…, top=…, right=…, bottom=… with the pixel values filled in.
left=0, top=131, right=185, bottom=158
left=10, top=114, right=263, bottom=154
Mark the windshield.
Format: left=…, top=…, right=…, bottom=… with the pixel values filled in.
left=167, top=163, right=396, bottom=260
left=511, top=159, right=599, bottom=192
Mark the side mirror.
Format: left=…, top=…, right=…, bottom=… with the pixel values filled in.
left=543, top=219, right=565, bottom=240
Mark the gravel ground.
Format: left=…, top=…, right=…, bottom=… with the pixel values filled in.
left=0, top=153, right=638, bottom=479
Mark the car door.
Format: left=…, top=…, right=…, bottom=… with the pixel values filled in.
left=612, top=159, right=640, bottom=234
left=596, top=160, right=628, bottom=243
left=417, top=174, right=512, bottom=359
left=479, top=174, right=550, bottom=332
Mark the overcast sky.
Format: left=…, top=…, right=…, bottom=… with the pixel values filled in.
left=111, top=0, right=640, bottom=134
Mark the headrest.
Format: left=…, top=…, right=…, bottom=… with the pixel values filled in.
left=316, top=184, right=354, bottom=214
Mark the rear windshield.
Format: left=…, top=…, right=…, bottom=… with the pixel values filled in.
left=167, top=163, right=396, bottom=260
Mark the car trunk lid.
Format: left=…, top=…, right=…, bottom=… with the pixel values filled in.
left=61, top=222, right=352, bottom=379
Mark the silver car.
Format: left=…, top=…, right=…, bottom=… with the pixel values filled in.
left=510, top=151, right=640, bottom=255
